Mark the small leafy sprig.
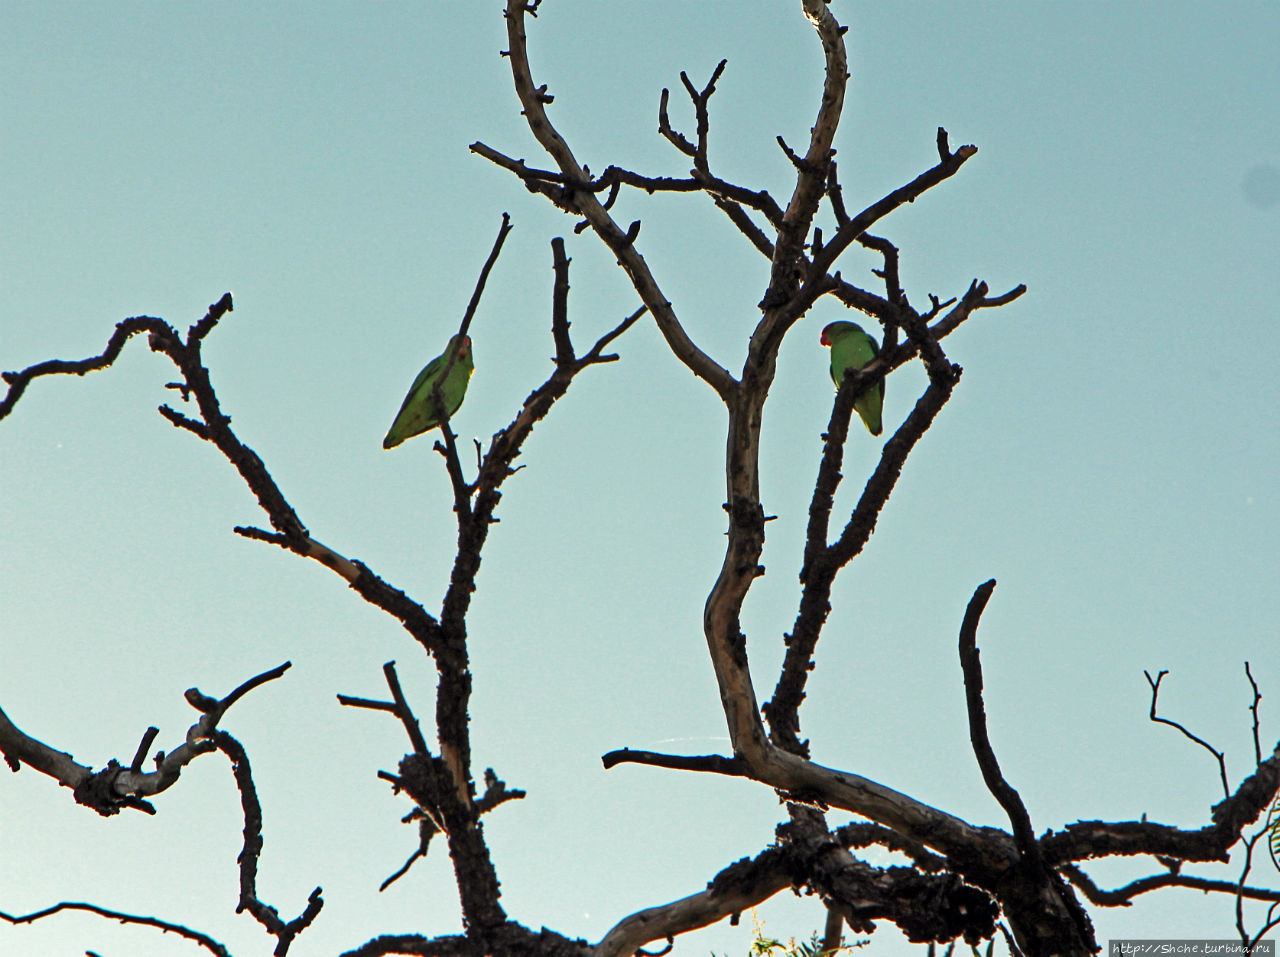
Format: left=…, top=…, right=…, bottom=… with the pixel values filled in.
left=711, top=910, right=865, bottom=957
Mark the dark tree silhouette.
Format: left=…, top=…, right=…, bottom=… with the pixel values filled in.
left=3, top=3, right=1280, bottom=956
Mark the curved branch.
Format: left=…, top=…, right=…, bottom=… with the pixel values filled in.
left=1041, top=743, right=1280, bottom=867
left=1247, top=662, right=1264, bottom=768
left=958, top=581, right=1039, bottom=866
left=0, top=903, right=230, bottom=956
left=833, top=822, right=949, bottom=873
left=690, top=0, right=855, bottom=755
left=214, top=731, right=324, bottom=952
left=598, top=821, right=999, bottom=957
left=500, top=0, right=735, bottom=400
left=1061, top=863, right=1280, bottom=906
left=0, top=663, right=290, bottom=815
left=0, top=295, right=232, bottom=420
left=1145, top=668, right=1230, bottom=798
left=2, top=295, right=451, bottom=658
left=594, top=851, right=792, bottom=957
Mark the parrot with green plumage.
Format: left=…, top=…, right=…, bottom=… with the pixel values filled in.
left=382, top=333, right=474, bottom=450
left=820, top=320, right=883, bottom=436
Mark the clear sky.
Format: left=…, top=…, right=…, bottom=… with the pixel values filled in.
left=2, top=3, right=1278, bottom=955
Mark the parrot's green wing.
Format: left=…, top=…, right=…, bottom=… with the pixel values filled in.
left=383, top=334, right=474, bottom=450
left=821, top=320, right=884, bottom=437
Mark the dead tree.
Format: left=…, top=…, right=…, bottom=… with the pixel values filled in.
left=3, top=3, right=1280, bottom=956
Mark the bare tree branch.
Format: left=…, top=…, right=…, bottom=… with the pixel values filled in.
left=0, top=663, right=289, bottom=815
left=671, top=60, right=727, bottom=174
left=1062, top=863, right=1280, bottom=906
left=2, top=295, right=449, bottom=656
left=756, top=0, right=847, bottom=318
left=429, top=212, right=514, bottom=453
left=958, top=580, right=1040, bottom=866
left=596, top=823, right=998, bottom=957
left=799, top=129, right=979, bottom=316
left=1041, top=741, right=1280, bottom=869
left=766, top=357, right=960, bottom=755
left=338, top=661, right=434, bottom=758
left=499, top=0, right=736, bottom=400
left=1247, top=661, right=1263, bottom=768
left=600, top=748, right=747, bottom=776
left=821, top=906, right=845, bottom=954
left=1234, top=825, right=1280, bottom=954
left=594, top=853, right=792, bottom=957
left=214, top=730, right=324, bottom=955
left=1145, top=669, right=1230, bottom=798
left=9, top=4, right=1269, bottom=956
left=857, top=232, right=908, bottom=313
left=0, top=903, right=231, bottom=957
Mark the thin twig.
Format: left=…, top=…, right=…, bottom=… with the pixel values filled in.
left=429, top=213, right=514, bottom=442
left=550, top=237, right=574, bottom=365
left=382, top=661, right=431, bottom=757
left=129, top=727, right=159, bottom=774
left=1247, top=661, right=1263, bottom=768
left=0, top=903, right=231, bottom=957
left=1144, top=669, right=1230, bottom=798
left=857, top=232, right=908, bottom=312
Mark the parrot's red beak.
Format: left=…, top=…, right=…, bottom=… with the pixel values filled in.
left=819, top=330, right=831, bottom=347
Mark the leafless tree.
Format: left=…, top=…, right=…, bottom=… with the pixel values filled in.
left=3, top=3, right=1279, bottom=956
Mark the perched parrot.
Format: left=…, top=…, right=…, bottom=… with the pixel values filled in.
left=820, top=320, right=883, bottom=436
left=382, top=334, right=474, bottom=450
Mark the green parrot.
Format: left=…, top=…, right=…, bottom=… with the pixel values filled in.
left=820, top=320, right=883, bottom=436
left=383, top=333, right=474, bottom=450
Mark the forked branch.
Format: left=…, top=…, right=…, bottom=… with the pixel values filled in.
left=0, top=663, right=290, bottom=815
left=214, top=730, right=324, bottom=954
left=496, top=0, right=736, bottom=400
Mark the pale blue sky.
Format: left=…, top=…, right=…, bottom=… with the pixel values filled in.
left=2, top=3, right=1278, bottom=955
